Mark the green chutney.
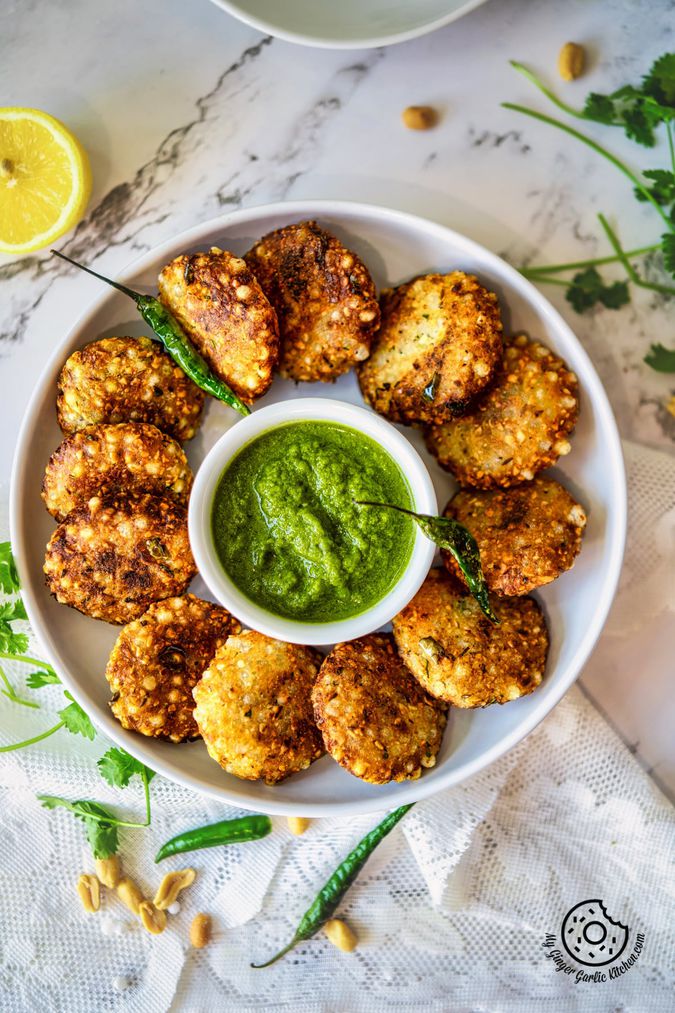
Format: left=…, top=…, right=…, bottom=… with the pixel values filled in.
left=211, top=420, right=415, bottom=622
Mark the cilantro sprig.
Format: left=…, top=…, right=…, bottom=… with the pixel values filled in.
left=505, top=54, right=675, bottom=371
left=39, top=748, right=156, bottom=858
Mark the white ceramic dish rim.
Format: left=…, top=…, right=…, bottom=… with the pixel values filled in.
left=208, top=0, right=490, bottom=50
left=189, top=398, right=437, bottom=646
left=10, top=200, right=627, bottom=816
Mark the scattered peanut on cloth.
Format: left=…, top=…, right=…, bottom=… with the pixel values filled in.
left=558, top=41, right=586, bottom=80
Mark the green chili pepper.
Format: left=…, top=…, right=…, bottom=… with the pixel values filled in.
left=356, top=500, right=498, bottom=624
left=155, top=813, right=272, bottom=862
left=252, top=804, right=413, bottom=968
left=51, top=249, right=251, bottom=417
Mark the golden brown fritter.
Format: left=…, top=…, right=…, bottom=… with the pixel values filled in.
left=106, top=595, right=240, bottom=743
left=245, top=220, right=380, bottom=382
left=157, top=248, right=279, bottom=402
left=43, top=493, right=196, bottom=625
left=56, top=336, right=204, bottom=442
left=41, top=423, right=192, bottom=522
left=425, top=333, right=579, bottom=487
left=312, top=634, right=446, bottom=784
left=357, top=271, right=503, bottom=425
left=392, top=569, right=549, bottom=708
left=193, top=631, right=324, bottom=784
left=443, top=478, right=587, bottom=596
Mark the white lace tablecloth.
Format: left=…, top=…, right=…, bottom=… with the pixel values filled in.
left=0, top=440, right=673, bottom=1012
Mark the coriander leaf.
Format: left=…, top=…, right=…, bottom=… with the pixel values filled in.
left=622, top=102, right=658, bottom=147
left=38, top=795, right=116, bottom=821
left=58, top=692, right=95, bottom=740
left=84, top=819, right=119, bottom=859
left=0, top=600, right=27, bottom=622
left=0, top=624, right=29, bottom=656
left=356, top=501, right=497, bottom=623
left=565, top=267, right=630, bottom=313
left=583, top=92, right=616, bottom=125
left=661, top=233, right=675, bottom=278
left=642, top=53, right=675, bottom=106
left=0, top=543, right=20, bottom=595
left=634, top=169, right=675, bottom=205
left=98, top=747, right=155, bottom=789
left=25, top=669, right=61, bottom=688
left=644, top=343, right=675, bottom=372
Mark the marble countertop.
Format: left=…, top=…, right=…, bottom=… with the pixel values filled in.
left=1, top=0, right=673, bottom=796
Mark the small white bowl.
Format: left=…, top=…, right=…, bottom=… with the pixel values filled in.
left=188, top=398, right=437, bottom=645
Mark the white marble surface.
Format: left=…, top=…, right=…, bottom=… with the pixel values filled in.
left=1, top=0, right=673, bottom=800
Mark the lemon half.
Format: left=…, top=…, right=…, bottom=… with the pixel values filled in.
left=0, top=107, right=92, bottom=255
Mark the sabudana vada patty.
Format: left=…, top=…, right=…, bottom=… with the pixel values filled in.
left=425, top=333, right=579, bottom=487
left=244, top=220, right=380, bottom=382
left=443, top=478, right=587, bottom=596
left=43, top=493, right=196, bottom=625
left=357, top=271, right=503, bottom=425
left=193, top=631, right=324, bottom=784
left=392, top=569, right=549, bottom=708
left=311, top=634, right=446, bottom=784
left=158, top=247, right=279, bottom=402
left=41, top=423, right=192, bottom=522
left=106, top=595, right=240, bottom=743
left=56, top=336, right=204, bottom=442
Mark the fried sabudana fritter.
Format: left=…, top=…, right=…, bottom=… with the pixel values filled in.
left=44, top=493, right=196, bottom=625
left=443, top=478, right=587, bottom=596
left=357, top=271, right=503, bottom=425
left=158, top=248, right=279, bottom=402
left=106, top=595, right=240, bottom=743
left=244, top=220, right=380, bottom=382
left=312, top=634, right=446, bottom=784
left=425, top=333, right=579, bottom=487
left=56, top=336, right=204, bottom=442
left=392, top=569, right=549, bottom=708
left=41, top=423, right=192, bottom=522
left=193, top=631, right=324, bottom=785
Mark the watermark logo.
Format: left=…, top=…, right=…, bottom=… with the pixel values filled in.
left=542, top=899, right=645, bottom=984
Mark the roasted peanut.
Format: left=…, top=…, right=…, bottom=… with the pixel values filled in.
left=139, top=900, right=167, bottom=935
left=190, top=912, right=212, bottom=949
left=324, top=918, right=358, bottom=952
left=558, top=42, right=585, bottom=81
left=77, top=874, right=100, bottom=913
left=153, top=868, right=196, bottom=910
left=95, top=855, right=121, bottom=889
left=287, top=816, right=310, bottom=836
left=402, top=105, right=438, bottom=130
left=116, top=876, right=143, bottom=916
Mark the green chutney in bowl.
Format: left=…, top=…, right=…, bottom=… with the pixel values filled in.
left=211, top=420, right=415, bottom=623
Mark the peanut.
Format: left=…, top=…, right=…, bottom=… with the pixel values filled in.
left=95, top=855, right=121, bottom=889
left=402, top=105, right=438, bottom=131
left=558, top=42, right=585, bottom=81
left=287, top=816, right=310, bottom=836
left=77, top=874, right=100, bottom=913
left=324, top=918, right=358, bottom=953
left=190, top=912, right=212, bottom=949
left=153, top=868, right=196, bottom=910
left=139, top=900, right=167, bottom=935
left=116, top=876, right=143, bottom=917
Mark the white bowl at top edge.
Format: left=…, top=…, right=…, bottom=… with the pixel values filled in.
left=208, top=0, right=490, bottom=49
left=188, top=398, right=437, bottom=646
left=10, top=199, right=626, bottom=817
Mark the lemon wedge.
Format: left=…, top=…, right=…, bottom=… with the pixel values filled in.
left=0, top=107, right=92, bottom=255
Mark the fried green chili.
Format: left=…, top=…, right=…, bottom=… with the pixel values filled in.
left=356, top=501, right=498, bottom=624
left=252, top=804, right=413, bottom=968
left=50, top=249, right=251, bottom=417
left=155, top=814, right=272, bottom=862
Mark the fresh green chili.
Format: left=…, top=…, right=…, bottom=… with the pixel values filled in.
left=50, top=249, right=251, bottom=417
left=252, top=804, right=413, bottom=968
left=356, top=501, right=498, bottom=624
left=155, top=813, right=272, bottom=862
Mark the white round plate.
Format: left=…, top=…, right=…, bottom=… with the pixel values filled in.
left=10, top=200, right=626, bottom=816
left=209, top=0, right=490, bottom=50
